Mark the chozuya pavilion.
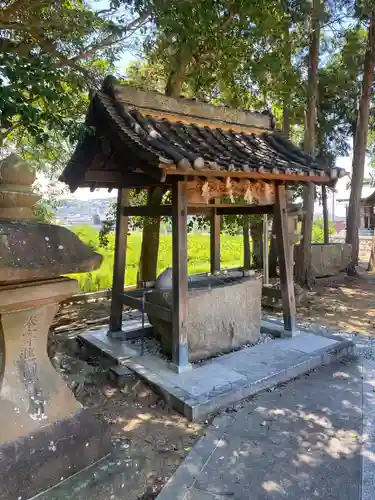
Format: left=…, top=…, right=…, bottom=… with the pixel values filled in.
left=60, top=75, right=345, bottom=375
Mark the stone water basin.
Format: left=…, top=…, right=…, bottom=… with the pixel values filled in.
left=147, top=273, right=262, bottom=362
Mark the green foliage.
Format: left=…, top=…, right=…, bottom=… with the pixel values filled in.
left=33, top=198, right=58, bottom=224
left=70, top=225, right=245, bottom=291
left=318, top=26, right=370, bottom=166
left=122, top=59, right=167, bottom=92
left=0, top=0, right=149, bottom=170
left=311, top=217, right=335, bottom=243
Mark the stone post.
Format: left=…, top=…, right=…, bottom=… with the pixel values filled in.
left=0, top=155, right=108, bottom=500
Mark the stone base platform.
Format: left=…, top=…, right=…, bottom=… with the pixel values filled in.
left=79, top=310, right=151, bottom=363
left=79, top=320, right=355, bottom=421
left=0, top=408, right=110, bottom=500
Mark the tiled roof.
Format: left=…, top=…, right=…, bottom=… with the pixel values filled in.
left=61, top=76, right=346, bottom=189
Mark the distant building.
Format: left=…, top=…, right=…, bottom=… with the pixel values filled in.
left=337, top=181, right=375, bottom=235
left=333, top=220, right=346, bottom=234
left=92, top=213, right=101, bottom=226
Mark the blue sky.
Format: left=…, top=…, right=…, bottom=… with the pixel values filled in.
left=89, top=0, right=138, bottom=72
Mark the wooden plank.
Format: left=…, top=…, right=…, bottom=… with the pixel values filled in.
left=163, top=166, right=329, bottom=184
left=274, top=183, right=297, bottom=334
left=123, top=204, right=274, bottom=217
left=122, top=294, right=172, bottom=323
left=61, top=285, right=138, bottom=305
left=109, top=188, right=129, bottom=335
left=124, top=205, right=172, bottom=217
left=84, top=170, right=164, bottom=188
left=61, top=289, right=110, bottom=305
left=133, top=109, right=266, bottom=135
left=171, top=179, right=190, bottom=371
left=210, top=200, right=221, bottom=273
left=217, top=205, right=274, bottom=215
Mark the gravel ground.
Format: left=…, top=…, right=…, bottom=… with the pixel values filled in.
left=296, top=319, right=375, bottom=360
left=128, top=331, right=276, bottom=366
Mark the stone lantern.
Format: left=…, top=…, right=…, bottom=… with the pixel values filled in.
left=0, top=155, right=108, bottom=500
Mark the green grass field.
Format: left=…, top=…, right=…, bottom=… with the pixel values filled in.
left=70, top=225, right=245, bottom=292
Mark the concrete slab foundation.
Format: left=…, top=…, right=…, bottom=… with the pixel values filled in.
left=79, top=318, right=355, bottom=421
left=79, top=310, right=152, bottom=363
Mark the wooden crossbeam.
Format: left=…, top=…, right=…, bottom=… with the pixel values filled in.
left=123, top=204, right=274, bottom=217
left=164, top=167, right=329, bottom=184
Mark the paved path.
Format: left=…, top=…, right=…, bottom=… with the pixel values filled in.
left=158, top=357, right=375, bottom=500
left=35, top=354, right=375, bottom=500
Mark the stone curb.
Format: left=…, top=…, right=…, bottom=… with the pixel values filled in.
left=155, top=413, right=236, bottom=500
left=361, top=359, right=375, bottom=500
left=156, top=348, right=357, bottom=500
left=125, top=339, right=355, bottom=421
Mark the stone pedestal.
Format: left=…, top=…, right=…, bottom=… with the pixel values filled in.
left=0, top=155, right=108, bottom=500
left=0, top=279, right=80, bottom=443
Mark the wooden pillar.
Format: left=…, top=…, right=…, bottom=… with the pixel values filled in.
left=274, top=183, right=297, bottom=335
left=243, top=217, right=251, bottom=269
left=322, top=184, right=329, bottom=244
left=171, top=179, right=191, bottom=372
left=210, top=200, right=221, bottom=274
left=263, top=213, right=269, bottom=285
left=108, top=188, right=129, bottom=337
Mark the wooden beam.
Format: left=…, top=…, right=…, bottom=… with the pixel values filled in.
left=164, top=166, right=329, bottom=184
left=217, top=205, right=274, bottom=215
left=134, top=109, right=266, bottom=136
left=122, top=293, right=172, bottom=322
left=274, top=183, right=297, bottom=335
left=171, top=179, right=191, bottom=372
left=322, top=184, right=329, bottom=244
left=123, top=204, right=274, bottom=217
left=210, top=200, right=221, bottom=273
left=124, top=205, right=172, bottom=217
left=108, top=188, right=129, bottom=337
left=84, top=170, right=164, bottom=188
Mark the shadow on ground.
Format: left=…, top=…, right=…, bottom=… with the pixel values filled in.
left=168, top=359, right=365, bottom=500
left=36, top=369, right=202, bottom=500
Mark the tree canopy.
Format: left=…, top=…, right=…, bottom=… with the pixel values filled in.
left=2, top=0, right=375, bottom=278
left=0, top=0, right=149, bottom=169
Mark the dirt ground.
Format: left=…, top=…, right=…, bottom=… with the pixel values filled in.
left=297, top=268, right=375, bottom=337
left=50, top=299, right=203, bottom=500
left=49, top=268, right=375, bottom=499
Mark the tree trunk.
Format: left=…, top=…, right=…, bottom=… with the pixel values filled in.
left=281, top=22, right=292, bottom=138
left=295, top=0, right=321, bottom=287
left=138, top=54, right=190, bottom=284
left=322, top=184, right=329, bottom=244
left=250, top=219, right=263, bottom=269
left=165, top=44, right=191, bottom=98
left=368, top=235, right=375, bottom=272
left=138, top=187, right=165, bottom=284
left=347, top=13, right=375, bottom=275
left=271, top=90, right=292, bottom=277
